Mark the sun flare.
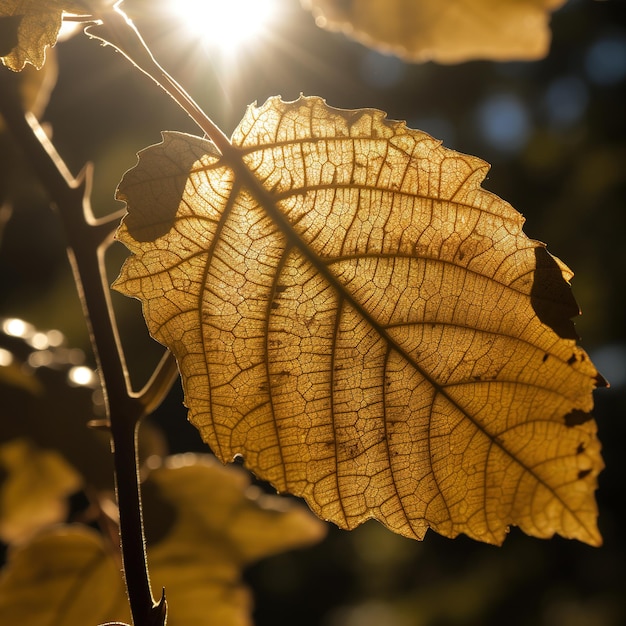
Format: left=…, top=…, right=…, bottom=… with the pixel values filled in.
left=168, top=0, right=278, bottom=54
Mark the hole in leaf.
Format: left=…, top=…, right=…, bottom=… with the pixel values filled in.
left=531, top=247, right=579, bottom=340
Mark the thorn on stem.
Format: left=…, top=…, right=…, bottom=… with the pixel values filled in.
left=152, top=588, right=167, bottom=626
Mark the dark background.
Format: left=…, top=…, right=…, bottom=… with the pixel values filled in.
left=1, top=0, right=624, bottom=624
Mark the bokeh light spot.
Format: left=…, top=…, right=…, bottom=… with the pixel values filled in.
left=30, top=332, right=51, bottom=350
left=585, top=34, right=626, bottom=85
left=544, top=75, right=589, bottom=127
left=46, top=330, right=65, bottom=347
left=475, top=93, right=531, bottom=153
left=68, top=365, right=97, bottom=387
left=0, top=348, right=13, bottom=367
left=2, top=318, right=32, bottom=338
left=28, top=351, right=54, bottom=368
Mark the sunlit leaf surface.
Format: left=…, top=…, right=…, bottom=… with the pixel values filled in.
left=303, top=0, right=567, bottom=63
left=0, top=0, right=84, bottom=70
left=114, top=95, right=605, bottom=546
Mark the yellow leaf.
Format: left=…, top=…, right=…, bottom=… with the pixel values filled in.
left=114, top=95, right=606, bottom=546
left=0, top=526, right=130, bottom=626
left=0, top=49, right=57, bottom=133
left=0, top=439, right=82, bottom=544
left=303, top=0, right=568, bottom=63
left=146, top=454, right=326, bottom=626
left=0, top=0, right=85, bottom=71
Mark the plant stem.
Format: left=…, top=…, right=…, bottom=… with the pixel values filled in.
left=0, top=67, right=171, bottom=626
left=110, top=409, right=161, bottom=626
left=86, top=4, right=231, bottom=153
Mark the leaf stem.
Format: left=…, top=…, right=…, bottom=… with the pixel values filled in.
left=86, top=3, right=231, bottom=154
left=138, top=350, right=179, bottom=417
left=0, top=67, right=171, bottom=626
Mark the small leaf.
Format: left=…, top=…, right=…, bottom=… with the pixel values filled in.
left=114, top=95, right=605, bottom=546
left=0, top=439, right=82, bottom=544
left=0, top=0, right=85, bottom=71
left=145, top=454, right=326, bottom=626
left=0, top=47, right=58, bottom=133
left=303, top=0, right=568, bottom=63
left=0, top=526, right=130, bottom=626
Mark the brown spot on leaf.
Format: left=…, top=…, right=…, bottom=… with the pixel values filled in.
left=564, top=409, right=593, bottom=427
left=531, top=247, right=579, bottom=340
left=578, top=469, right=592, bottom=480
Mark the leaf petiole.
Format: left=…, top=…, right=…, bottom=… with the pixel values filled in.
left=86, top=3, right=231, bottom=153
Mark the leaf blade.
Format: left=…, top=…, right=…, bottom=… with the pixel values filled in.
left=0, top=0, right=84, bottom=71
left=115, top=96, right=605, bottom=546
left=145, top=455, right=326, bottom=626
left=303, top=0, right=568, bottom=63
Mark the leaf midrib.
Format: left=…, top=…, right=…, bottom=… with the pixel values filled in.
left=196, top=138, right=594, bottom=539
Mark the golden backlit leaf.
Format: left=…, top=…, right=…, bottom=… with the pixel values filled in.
left=302, top=0, right=568, bottom=63
left=0, top=0, right=84, bottom=71
left=114, top=95, right=605, bottom=546
left=0, top=439, right=82, bottom=544
left=0, top=457, right=325, bottom=626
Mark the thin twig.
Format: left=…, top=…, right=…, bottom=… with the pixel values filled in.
left=0, top=66, right=170, bottom=626
left=86, top=4, right=231, bottom=153
left=138, top=350, right=179, bottom=417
